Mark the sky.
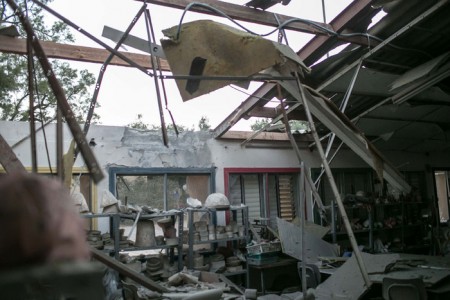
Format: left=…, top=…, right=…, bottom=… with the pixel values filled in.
left=45, top=0, right=353, bottom=131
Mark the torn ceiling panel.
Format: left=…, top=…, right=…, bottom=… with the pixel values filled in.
left=390, top=51, right=450, bottom=92
left=274, top=69, right=411, bottom=193
left=160, top=20, right=309, bottom=101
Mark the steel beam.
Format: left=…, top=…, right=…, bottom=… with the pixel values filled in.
left=214, top=82, right=276, bottom=137
left=0, top=134, right=26, bottom=173
left=90, top=248, right=168, bottom=293
left=317, top=0, right=450, bottom=92
left=274, top=69, right=411, bottom=193
left=297, top=0, right=375, bottom=64
left=8, top=0, right=104, bottom=183
left=138, top=0, right=332, bottom=35
left=213, top=0, right=375, bottom=137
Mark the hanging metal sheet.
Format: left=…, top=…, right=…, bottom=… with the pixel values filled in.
left=277, top=217, right=339, bottom=263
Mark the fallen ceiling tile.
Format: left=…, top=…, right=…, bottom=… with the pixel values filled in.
left=161, top=20, right=308, bottom=101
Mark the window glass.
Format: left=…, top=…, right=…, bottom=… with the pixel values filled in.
left=112, top=168, right=213, bottom=210
left=227, top=171, right=299, bottom=227
left=116, top=175, right=164, bottom=209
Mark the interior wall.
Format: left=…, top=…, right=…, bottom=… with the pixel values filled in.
left=3, top=120, right=450, bottom=231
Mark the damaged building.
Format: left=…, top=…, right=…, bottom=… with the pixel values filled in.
left=1, top=0, right=450, bottom=299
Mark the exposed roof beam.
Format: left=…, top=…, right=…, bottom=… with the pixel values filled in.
left=317, top=0, right=449, bottom=92
left=141, top=0, right=376, bottom=48
left=297, top=0, right=375, bottom=64
left=0, top=134, right=26, bottom=174
left=361, top=115, right=449, bottom=125
left=275, top=70, right=411, bottom=193
left=213, top=82, right=276, bottom=137
left=213, top=0, right=375, bottom=137
left=247, top=106, right=307, bottom=120
left=0, top=35, right=170, bottom=71
left=219, top=130, right=314, bottom=143
left=139, top=0, right=332, bottom=35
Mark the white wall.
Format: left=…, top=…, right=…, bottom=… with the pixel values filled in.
left=3, top=120, right=450, bottom=230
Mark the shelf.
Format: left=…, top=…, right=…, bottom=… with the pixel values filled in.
left=119, top=244, right=179, bottom=252
left=334, top=229, right=370, bottom=235
left=81, top=213, right=115, bottom=218
left=118, top=211, right=182, bottom=220
left=185, top=206, right=249, bottom=270
left=223, top=270, right=246, bottom=276
left=192, top=236, right=246, bottom=245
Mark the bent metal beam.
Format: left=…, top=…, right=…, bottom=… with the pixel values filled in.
left=273, top=68, right=411, bottom=194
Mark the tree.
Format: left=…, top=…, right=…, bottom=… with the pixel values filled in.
left=198, top=116, right=211, bottom=131
left=127, top=114, right=191, bottom=132
left=128, top=114, right=149, bottom=130
left=289, top=120, right=310, bottom=133
left=250, top=118, right=271, bottom=131
left=0, top=1, right=97, bottom=123
left=250, top=118, right=310, bottom=133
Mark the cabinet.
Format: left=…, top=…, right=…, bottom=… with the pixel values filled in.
left=184, top=206, right=249, bottom=273
left=83, top=211, right=184, bottom=270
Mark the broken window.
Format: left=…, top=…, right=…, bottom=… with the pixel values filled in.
left=225, top=168, right=300, bottom=230
left=110, top=167, right=214, bottom=210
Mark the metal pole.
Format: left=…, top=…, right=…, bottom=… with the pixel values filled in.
left=299, top=161, right=307, bottom=295
left=276, top=88, right=326, bottom=215
left=145, top=9, right=169, bottom=146
left=7, top=0, right=104, bottom=183
left=27, top=35, right=37, bottom=173
left=295, top=74, right=372, bottom=287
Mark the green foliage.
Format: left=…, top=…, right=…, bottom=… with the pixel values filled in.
left=250, top=118, right=271, bottom=131
left=250, top=118, right=310, bottom=133
left=0, top=0, right=97, bottom=123
left=128, top=114, right=149, bottom=130
left=289, top=120, right=310, bottom=133
left=198, top=115, right=211, bottom=131
left=128, top=114, right=203, bottom=133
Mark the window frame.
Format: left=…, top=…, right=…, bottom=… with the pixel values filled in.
left=224, top=167, right=301, bottom=222
left=108, top=167, right=216, bottom=210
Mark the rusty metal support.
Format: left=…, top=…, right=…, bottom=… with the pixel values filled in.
left=7, top=0, right=103, bottom=183
left=82, top=4, right=147, bottom=137
left=90, top=248, right=168, bottom=293
left=145, top=9, right=169, bottom=146
left=56, top=108, right=64, bottom=180
left=91, top=247, right=169, bottom=293
left=31, top=0, right=153, bottom=77
left=26, top=35, right=37, bottom=173
left=213, top=0, right=375, bottom=138
left=294, top=73, right=371, bottom=287
left=0, top=134, right=26, bottom=173
left=277, top=93, right=325, bottom=214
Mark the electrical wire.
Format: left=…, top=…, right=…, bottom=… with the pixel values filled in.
left=176, top=2, right=379, bottom=41
left=175, top=2, right=431, bottom=59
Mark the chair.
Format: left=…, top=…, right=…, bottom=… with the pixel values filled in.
left=382, top=277, right=428, bottom=300
left=297, top=262, right=321, bottom=289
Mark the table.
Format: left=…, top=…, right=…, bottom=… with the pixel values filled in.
left=247, top=257, right=300, bottom=293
